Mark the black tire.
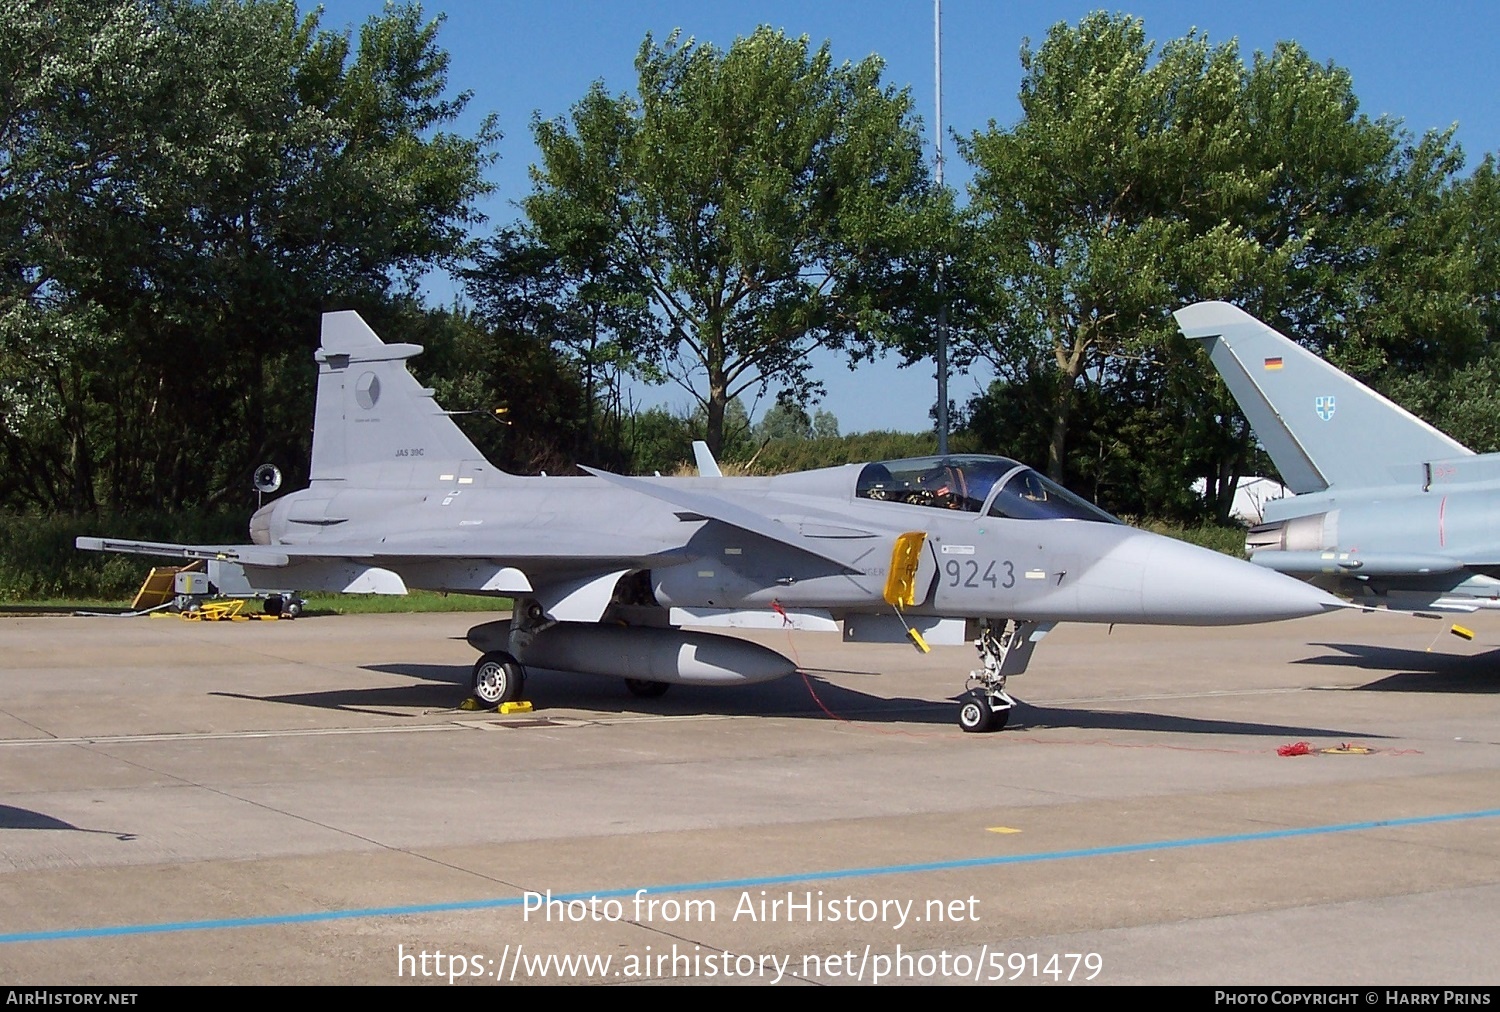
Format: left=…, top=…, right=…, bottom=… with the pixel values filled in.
left=472, top=651, right=526, bottom=707
left=958, top=691, right=1008, bottom=733
left=624, top=678, right=671, bottom=699
left=283, top=597, right=303, bottom=618
left=263, top=596, right=283, bottom=617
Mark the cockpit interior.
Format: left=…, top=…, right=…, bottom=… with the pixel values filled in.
left=854, top=455, right=1118, bottom=523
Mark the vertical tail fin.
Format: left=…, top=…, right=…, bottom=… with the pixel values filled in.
left=1174, top=301, right=1471, bottom=493
left=692, top=440, right=723, bottom=477
left=310, top=312, right=495, bottom=483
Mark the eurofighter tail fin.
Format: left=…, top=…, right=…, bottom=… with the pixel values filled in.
left=1174, top=301, right=1471, bottom=493
left=310, top=312, right=495, bottom=485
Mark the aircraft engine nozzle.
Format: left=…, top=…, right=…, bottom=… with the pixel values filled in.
left=467, top=620, right=796, bottom=685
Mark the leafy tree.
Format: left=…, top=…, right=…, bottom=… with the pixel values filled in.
left=751, top=401, right=840, bottom=444
left=960, top=15, right=1271, bottom=483
left=956, top=13, right=1486, bottom=519
left=362, top=301, right=599, bottom=476
left=754, top=401, right=813, bottom=442
left=696, top=397, right=754, bottom=461
left=523, top=27, right=939, bottom=457
left=1362, top=152, right=1500, bottom=452
left=750, top=428, right=975, bottom=475
left=464, top=228, right=651, bottom=464
left=623, top=406, right=699, bottom=475
left=0, top=0, right=497, bottom=511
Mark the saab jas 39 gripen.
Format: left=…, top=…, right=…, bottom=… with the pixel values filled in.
left=1178, top=300, right=1500, bottom=615
left=79, top=312, right=1341, bottom=732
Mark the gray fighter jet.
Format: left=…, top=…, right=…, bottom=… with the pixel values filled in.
left=1177, top=300, right=1499, bottom=614
left=79, top=311, right=1340, bottom=731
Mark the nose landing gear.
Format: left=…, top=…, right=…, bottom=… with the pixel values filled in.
left=958, top=619, right=1052, bottom=732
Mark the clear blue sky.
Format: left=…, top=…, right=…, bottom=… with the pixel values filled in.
left=305, top=0, right=1500, bottom=434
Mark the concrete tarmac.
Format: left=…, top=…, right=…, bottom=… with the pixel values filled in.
left=1, top=608, right=1498, bottom=985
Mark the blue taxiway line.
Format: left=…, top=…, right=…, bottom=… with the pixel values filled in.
left=5, top=807, right=1499, bottom=944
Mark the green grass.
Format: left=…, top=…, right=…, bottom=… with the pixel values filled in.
left=1136, top=520, right=1250, bottom=558
left=301, top=591, right=509, bottom=614
left=0, top=599, right=137, bottom=614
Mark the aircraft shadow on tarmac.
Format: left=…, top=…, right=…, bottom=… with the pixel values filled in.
left=204, top=662, right=1388, bottom=738
left=211, top=662, right=959, bottom=725
left=1002, top=703, right=1386, bottom=739
left=0, top=804, right=134, bottom=840
left=1294, top=642, right=1500, bottom=694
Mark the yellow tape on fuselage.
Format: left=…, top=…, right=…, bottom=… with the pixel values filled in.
left=883, top=531, right=927, bottom=607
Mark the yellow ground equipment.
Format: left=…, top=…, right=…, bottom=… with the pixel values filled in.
left=131, top=562, right=206, bottom=611
left=179, top=599, right=246, bottom=621
left=132, top=562, right=289, bottom=619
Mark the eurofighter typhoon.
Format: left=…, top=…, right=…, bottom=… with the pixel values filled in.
left=79, top=312, right=1341, bottom=731
left=1178, top=300, right=1500, bottom=615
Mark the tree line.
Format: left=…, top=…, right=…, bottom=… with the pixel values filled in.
left=4, top=3, right=1498, bottom=529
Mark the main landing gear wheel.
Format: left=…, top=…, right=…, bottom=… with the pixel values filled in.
left=263, top=595, right=304, bottom=618
left=625, top=678, right=671, bottom=699
left=472, top=651, right=526, bottom=707
left=958, top=691, right=1009, bottom=733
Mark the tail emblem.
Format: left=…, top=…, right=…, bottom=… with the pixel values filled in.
left=356, top=373, right=382, bottom=410
left=1315, top=395, right=1336, bottom=422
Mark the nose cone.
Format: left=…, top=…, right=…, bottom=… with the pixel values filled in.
left=1136, top=532, right=1344, bottom=624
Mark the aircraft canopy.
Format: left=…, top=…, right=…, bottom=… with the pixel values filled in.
left=854, top=455, right=1118, bottom=523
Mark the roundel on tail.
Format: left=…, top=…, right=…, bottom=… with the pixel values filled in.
left=355, top=372, right=381, bottom=409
